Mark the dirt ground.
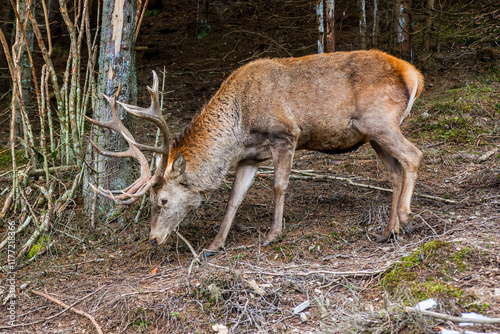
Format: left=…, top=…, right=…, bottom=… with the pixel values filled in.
left=0, top=0, right=499, bottom=333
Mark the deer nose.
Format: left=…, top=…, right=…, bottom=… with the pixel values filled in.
left=150, top=238, right=158, bottom=247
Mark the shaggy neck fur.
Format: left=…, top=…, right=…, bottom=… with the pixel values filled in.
left=168, top=89, right=242, bottom=193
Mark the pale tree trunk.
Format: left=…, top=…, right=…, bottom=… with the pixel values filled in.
left=14, top=0, right=34, bottom=143
left=317, top=0, right=335, bottom=54
left=358, top=0, right=367, bottom=49
left=316, top=0, right=324, bottom=53
left=324, top=0, right=335, bottom=53
left=83, top=0, right=137, bottom=218
left=395, top=0, right=412, bottom=60
left=372, top=0, right=379, bottom=48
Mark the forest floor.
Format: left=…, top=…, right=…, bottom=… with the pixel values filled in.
left=0, top=0, right=499, bottom=333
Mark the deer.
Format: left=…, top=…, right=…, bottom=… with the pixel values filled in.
left=87, top=49, right=424, bottom=252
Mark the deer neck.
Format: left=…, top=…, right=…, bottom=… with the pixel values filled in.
left=169, top=95, right=242, bottom=192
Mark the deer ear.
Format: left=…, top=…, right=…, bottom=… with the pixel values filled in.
left=170, top=152, right=186, bottom=179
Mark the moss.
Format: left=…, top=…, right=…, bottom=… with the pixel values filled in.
left=0, top=149, right=29, bottom=170
left=26, top=235, right=51, bottom=259
left=381, top=241, right=477, bottom=306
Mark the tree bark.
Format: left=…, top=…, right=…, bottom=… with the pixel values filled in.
left=14, top=0, right=34, bottom=140
left=324, top=0, right=335, bottom=53
left=372, top=0, right=379, bottom=48
left=83, top=0, right=137, bottom=216
left=395, top=0, right=412, bottom=60
left=358, top=0, right=367, bottom=49
left=317, top=0, right=335, bottom=54
left=424, top=0, right=434, bottom=52
left=316, top=0, right=324, bottom=53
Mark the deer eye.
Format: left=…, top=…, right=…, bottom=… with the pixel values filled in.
left=161, top=198, right=168, bottom=206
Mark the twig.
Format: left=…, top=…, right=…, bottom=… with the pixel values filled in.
left=0, top=189, right=13, bottom=219
left=175, top=230, right=202, bottom=276
left=120, top=288, right=170, bottom=298
left=0, top=216, right=32, bottom=251
left=206, top=262, right=387, bottom=277
left=405, top=306, right=500, bottom=324
left=0, top=285, right=107, bottom=331
left=478, top=145, right=499, bottom=162
left=32, top=290, right=104, bottom=334
left=259, top=167, right=456, bottom=204
left=28, top=165, right=80, bottom=177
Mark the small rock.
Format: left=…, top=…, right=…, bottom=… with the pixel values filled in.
left=300, top=313, right=308, bottom=322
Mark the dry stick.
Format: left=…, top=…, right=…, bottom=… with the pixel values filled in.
left=40, top=0, right=52, bottom=56
left=0, top=189, right=13, bottom=219
left=175, top=231, right=202, bottom=276
left=206, top=262, right=388, bottom=278
left=0, top=285, right=107, bottom=331
left=0, top=216, right=32, bottom=251
left=0, top=26, right=14, bottom=77
left=32, top=290, right=104, bottom=334
left=135, top=0, right=150, bottom=39
left=260, top=166, right=456, bottom=204
left=405, top=306, right=500, bottom=325
left=27, top=165, right=80, bottom=177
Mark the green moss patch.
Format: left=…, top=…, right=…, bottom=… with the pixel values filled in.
left=381, top=241, right=481, bottom=309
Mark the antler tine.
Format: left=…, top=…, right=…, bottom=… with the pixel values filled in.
left=89, top=183, right=140, bottom=205
left=86, top=82, right=159, bottom=205
left=116, top=71, right=170, bottom=152
left=115, top=71, right=171, bottom=181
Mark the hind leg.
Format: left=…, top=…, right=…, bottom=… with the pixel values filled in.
left=371, top=140, right=405, bottom=242
left=355, top=115, right=422, bottom=242
left=371, top=133, right=422, bottom=241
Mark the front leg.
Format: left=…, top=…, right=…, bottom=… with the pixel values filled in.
left=263, top=140, right=296, bottom=246
left=207, top=164, right=258, bottom=251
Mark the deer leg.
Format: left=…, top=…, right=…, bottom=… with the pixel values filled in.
left=263, top=141, right=295, bottom=246
left=368, top=130, right=422, bottom=240
left=207, top=164, right=258, bottom=252
left=370, top=140, right=404, bottom=242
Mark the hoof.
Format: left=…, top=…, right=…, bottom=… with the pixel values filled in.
left=201, top=249, right=221, bottom=259
left=376, top=231, right=399, bottom=243
left=376, top=235, right=390, bottom=243
left=262, top=235, right=282, bottom=247
left=405, top=223, right=413, bottom=235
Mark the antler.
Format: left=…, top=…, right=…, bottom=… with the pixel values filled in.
left=86, top=71, right=169, bottom=205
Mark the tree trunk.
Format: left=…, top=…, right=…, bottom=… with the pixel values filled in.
left=316, top=0, right=324, bottom=53
left=358, top=0, right=367, bottom=49
left=324, top=0, right=335, bottom=53
left=424, top=0, right=434, bottom=52
left=372, top=0, right=379, bottom=48
left=83, top=0, right=137, bottom=217
left=395, top=0, right=412, bottom=60
left=317, top=0, right=335, bottom=54
left=197, top=0, right=210, bottom=39
left=14, top=0, right=34, bottom=142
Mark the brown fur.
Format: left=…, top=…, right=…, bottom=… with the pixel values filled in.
left=152, top=50, right=424, bottom=248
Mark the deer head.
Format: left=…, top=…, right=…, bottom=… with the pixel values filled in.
left=86, top=72, right=201, bottom=246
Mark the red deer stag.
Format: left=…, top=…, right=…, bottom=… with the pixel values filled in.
left=87, top=50, right=424, bottom=250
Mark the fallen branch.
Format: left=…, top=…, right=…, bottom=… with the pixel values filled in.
left=478, top=145, right=499, bottom=162
left=206, top=262, right=387, bottom=278
left=0, top=189, right=13, bottom=219
left=31, top=289, right=104, bottom=334
left=0, top=285, right=107, bottom=331
left=28, top=165, right=80, bottom=177
left=405, top=306, right=500, bottom=324
left=0, top=216, right=32, bottom=251
left=259, top=166, right=456, bottom=204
